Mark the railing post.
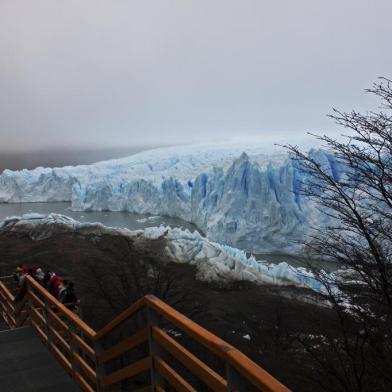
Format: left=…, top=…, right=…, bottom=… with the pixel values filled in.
left=94, top=339, right=108, bottom=392
left=43, top=297, right=53, bottom=344
left=68, top=323, right=81, bottom=384
left=26, top=281, right=34, bottom=327
left=14, top=295, right=21, bottom=328
left=147, top=307, right=164, bottom=391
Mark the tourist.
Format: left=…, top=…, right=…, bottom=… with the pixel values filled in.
left=34, top=268, right=45, bottom=284
left=42, top=272, right=51, bottom=289
left=13, top=265, right=25, bottom=287
left=60, top=282, right=78, bottom=310
left=58, top=280, right=68, bottom=302
left=48, top=274, right=63, bottom=298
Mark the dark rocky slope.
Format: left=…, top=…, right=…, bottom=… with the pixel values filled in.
left=0, top=215, right=340, bottom=391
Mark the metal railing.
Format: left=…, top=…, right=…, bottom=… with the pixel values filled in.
left=0, top=274, right=291, bottom=392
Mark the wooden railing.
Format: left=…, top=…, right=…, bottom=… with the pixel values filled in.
left=0, top=275, right=291, bottom=392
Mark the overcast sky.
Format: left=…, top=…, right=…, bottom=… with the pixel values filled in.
left=1, top=0, right=391, bottom=152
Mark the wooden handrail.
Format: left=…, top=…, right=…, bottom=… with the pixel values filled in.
left=154, top=356, right=197, bottom=392
left=152, top=326, right=227, bottom=392
left=102, top=357, right=150, bottom=386
left=0, top=274, right=291, bottom=392
left=94, top=295, right=146, bottom=340
left=97, top=327, right=148, bottom=364
left=26, top=276, right=96, bottom=339
left=145, top=295, right=289, bottom=392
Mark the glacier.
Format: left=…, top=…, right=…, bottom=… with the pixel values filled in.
left=0, top=213, right=334, bottom=293
left=0, top=142, right=343, bottom=253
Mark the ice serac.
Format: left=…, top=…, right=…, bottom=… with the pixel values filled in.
left=0, top=143, right=343, bottom=253
left=0, top=167, right=78, bottom=202
left=191, top=152, right=308, bottom=252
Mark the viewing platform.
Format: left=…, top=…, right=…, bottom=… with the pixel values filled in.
left=0, top=326, right=76, bottom=391
left=0, top=274, right=291, bottom=391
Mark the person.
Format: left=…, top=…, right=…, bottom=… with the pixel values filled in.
left=48, top=274, right=63, bottom=298
left=13, top=265, right=24, bottom=287
left=60, top=282, right=78, bottom=310
left=34, top=268, right=45, bottom=284
left=16, top=265, right=30, bottom=286
left=42, top=272, right=51, bottom=289
left=58, top=280, right=68, bottom=302
left=29, top=265, right=38, bottom=277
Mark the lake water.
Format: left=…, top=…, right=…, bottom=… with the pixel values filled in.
left=251, top=252, right=338, bottom=272
left=0, top=201, right=338, bottom=270
left=0, top=202, right=199, bottom=233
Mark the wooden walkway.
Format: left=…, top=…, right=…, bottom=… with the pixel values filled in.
left=0, top=326, right=76, bottom=392
left=0, top=274, right=291, bottom=391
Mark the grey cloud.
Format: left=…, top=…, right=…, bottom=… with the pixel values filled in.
left=0, top=0, right=391, bottom=152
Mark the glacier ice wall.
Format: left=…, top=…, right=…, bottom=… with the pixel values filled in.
left=0, top=144, right=342, bottom=253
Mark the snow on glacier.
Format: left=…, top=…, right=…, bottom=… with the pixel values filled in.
left=0, top=213, right=332, bottom=293
left=0, top=142, right=342, bottom=253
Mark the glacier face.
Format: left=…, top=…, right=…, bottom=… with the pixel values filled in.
left=0, top=143, right=341, bottom=253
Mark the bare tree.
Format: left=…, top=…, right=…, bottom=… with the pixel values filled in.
left=78, top=234, right=204, bottom=322
left=284, top=78, right=392, bottom=392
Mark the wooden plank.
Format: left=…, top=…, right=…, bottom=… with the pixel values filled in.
left=0, top=281, right=15, bottom=302
left=47, top=307, right=94, bottom=367
left=153, top=326, right=227, bottom=392
left=145, top=295, right=233, bottom=359
left=26, top=276, right=96, bottom=339
left=0, top=291, right=16, bottom=318
left=225, top=349, right=291, bottom=392
left=47, top=322, right=71, bottom=352
left=47, top=306, right=69, bottom=332
left=70, top=331, right=95, bottom=361
left=154, top=356, right=197, bottom=392
left=0, top=299, right=15, bottom=325
left=31, top=319, right=48, bottom=343
left=72, top=350, right=97, bottom=382
left=1, top=309, right=14, bottom=329
left=30, top=307, right=47, bottom=328
left=102, top=357, right=150, bottom=386
left=28, top=291, right=45, bottom=308
left=74, top=371, right=95, bottom=392
left=94, top=296, right=146, bottom=340
left=97, top=328, right=148, bottom=364
left=145, top=295, right=291, bottom=392
left=48, top=340, right=73, bottom=374
left=5, top=308, right=16, bottom=327
left=0, top=289, right=8, bottom=304
left=0, top=291, right=16, bottom=313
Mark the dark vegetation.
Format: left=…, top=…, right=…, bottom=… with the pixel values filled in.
left=1, top=223, right=341, bottom=392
